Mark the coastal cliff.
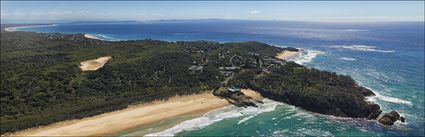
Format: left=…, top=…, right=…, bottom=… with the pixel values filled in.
left=0, top=32, right=400, bottom=134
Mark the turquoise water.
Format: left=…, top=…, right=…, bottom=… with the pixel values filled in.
left=13, top=20, right=424, bottom=136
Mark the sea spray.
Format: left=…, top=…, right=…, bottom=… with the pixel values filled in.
left=367, top=94, right=413, bottom=106
left=358, top=84, right=413, bottom=106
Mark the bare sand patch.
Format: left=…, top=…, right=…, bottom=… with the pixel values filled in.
left=275, top=50, right=300, bottom=60
left=242, top=89, right=264, bottom=101
left=79, top=56, right=112, bottom=71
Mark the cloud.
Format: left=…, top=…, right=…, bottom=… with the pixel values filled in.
left=249, top=10, right=260, bottom=14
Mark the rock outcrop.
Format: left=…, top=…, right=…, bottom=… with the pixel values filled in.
left=367, top=103, right=382, bottom=120
left=213, top=87, right=261, bottom=107
left=378, top=111, right=405, bottom=125
left=358, top=87, right=376, bottom=96
left=229, top=62, right=390, bottom=119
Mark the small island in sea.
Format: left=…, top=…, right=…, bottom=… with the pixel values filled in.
left=0, top=31, right=405, bottom=136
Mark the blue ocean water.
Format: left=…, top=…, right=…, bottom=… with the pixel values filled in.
left=14, top=20, right=424, bottom=136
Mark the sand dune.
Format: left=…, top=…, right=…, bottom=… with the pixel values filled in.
left=79, top=56, right=112, bottom=71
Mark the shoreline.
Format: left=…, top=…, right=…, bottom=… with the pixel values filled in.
left=3, top=24, right=56, bottom=32
left=7, top=89, right=262, bottom=136
left=84, top=34, right=100, bottom=40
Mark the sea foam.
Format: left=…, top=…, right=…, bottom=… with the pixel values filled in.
left=331, top=45, right=395, bottom=53
left=339, top=57, right=357, bottom=61
left=343, top=29, right=369, bottom=32
left=368, top=94, right=413, bottom=106
left=359, top=84, right=413, bottom=106
left=85, top=34, right=121, bottom=41
left=145, top=99, right=280, bottom=136
left=289, top=49, right=324, bottom=65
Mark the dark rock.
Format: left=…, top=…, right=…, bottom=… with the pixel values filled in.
left=400, top=116, right=405, bottom=123
left=378, top=111, right=403, bottom=125
left=360, top=87, right=376, bottom=96
left=378, top=116, right=394, bottom=125
left=214, top=87, right=258, bottom=108
left=284, top=47, right=299, bottom=52
left=367, top=103, right=382, bottom=120
left=388, top=111, right=401, bottom=120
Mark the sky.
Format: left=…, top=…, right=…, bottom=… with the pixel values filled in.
left=1, top=1, right=424, bottom=24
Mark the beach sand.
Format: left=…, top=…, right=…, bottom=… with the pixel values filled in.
left=79, top=56, right=112, bottom=71
left=275, top=50, right=300, bottom=60
left=2, top=24, right=56, bottom=32
left=84, top=34, right=98, bottom=39
left=4, top=27, right=16, bottom=32
left=8, top=90, right=262, bottom=136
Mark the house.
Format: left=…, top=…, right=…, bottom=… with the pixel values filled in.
left=227, top=87, right=241, bottom=93
left=188, top=65, right=204, bottom=71
left=219, top=67, right=239, bottom=71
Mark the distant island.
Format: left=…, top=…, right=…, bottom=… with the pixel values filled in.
left=0, top=31, right=404, bottom=135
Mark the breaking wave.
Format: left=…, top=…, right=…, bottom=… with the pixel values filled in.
left=339, top=57, right=357, bottom=61
left=368, top=94, right=413, bottom=106
left=343, top=29, right=369, bottom=32
left=359, top=84, right=413, bottom=106
left=331, top=45, right=395, bottom=53
left=145, top=99, right=280, bottom=136
left=85, top=34, right=121, bottom=41
left=289, top=49, right=324, bottom=65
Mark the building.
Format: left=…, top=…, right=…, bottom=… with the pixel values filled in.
left=227, top=87, right=241, bottom=93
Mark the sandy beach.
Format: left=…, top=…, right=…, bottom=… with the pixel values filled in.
left=275, top=50, right=300, bottom=60
left=84, top=34, right=98, bottom=39
left=4, top=27, right=16, bottom=32
left=3, top=24, right=56, bottom=32
left=8, top=89, right=262, bottom=136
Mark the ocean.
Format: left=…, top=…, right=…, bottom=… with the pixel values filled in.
left=11, top=20, right=424, bottom=136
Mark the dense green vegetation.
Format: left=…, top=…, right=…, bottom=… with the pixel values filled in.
left=0, top=32, right=283, bottom=134
left=230, top=62, right=380, bottom=118
left=0, top=31, right=380, bottom=134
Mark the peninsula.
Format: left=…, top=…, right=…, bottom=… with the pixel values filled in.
left=0, top=32, right=403, bottom=135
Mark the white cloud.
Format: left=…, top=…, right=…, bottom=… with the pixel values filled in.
left=249, top=10, right=260, bottom=14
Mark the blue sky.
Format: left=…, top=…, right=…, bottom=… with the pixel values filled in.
left=1, top=1, right=424, bottom=24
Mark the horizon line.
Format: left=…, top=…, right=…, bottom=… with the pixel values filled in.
left=2, top=18, right=425, bottom=25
